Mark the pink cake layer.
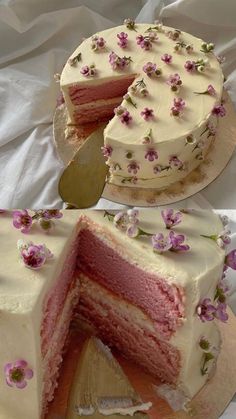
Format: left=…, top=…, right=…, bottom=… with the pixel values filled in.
left=77, top=229, right=185, bottom=339
left=73, top=99, right=121, bottom=124
left=41, top=236, right=79, bottom=358
left=78, top=275, right=180, bottom=383
left=42, top=277, right=80, bottom=416
left=68, top=75, right=135, bottom=105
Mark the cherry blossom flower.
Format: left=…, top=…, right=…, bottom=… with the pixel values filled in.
left=17, top=240, right=53, bottom=270
left=161, top=54, right=172, bottom=64
left=145, top=149, right=158, bottom=162
left=140, top=107, right=154, bottom=120
left=207, top=84, right=216, bottom=96
left=117, top=32, right=128, bottom=48
left=169, top=231, right=190, bottom=252
left=4, top=360, right=33, bottom=389
left=152, top=233, right=172, bottom=253
left=101, top=145, right=113, bottom=158
left=111, top=209, right=140, bottom=238
left=212, top=104, right=226, bottom=117
left=161, top=209, right=182, bottom=229
left=80, top=64, right=97, bottom=77
left=136, top=35, right=153, bottom=50
left=127, top=161, right=140, bottom=174
left=13, top=210, right=33, bottom=234
left=214, top=302, right=228, bottom=322
left=114, top=106, right=132, bottom=125
left=197, top=298, right=216, bottom=322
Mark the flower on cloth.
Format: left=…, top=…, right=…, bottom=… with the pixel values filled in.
left=225, top=249, right=236, bottom=270
left=109, top=52, right=132, bottom=70
left=17, top=240, right=53, bottom=270
left=170, top=98, right=186, bottom=117
left=117, top=32, right=128, bottom=48
left=212, top=104, right=226, bottom=117
left=140, top=107, right=154, bottom=120
left=143, top=62, right=162, bottom=77
left=4, top=360, right=33, bottom=389
left=13, top=210, right=33, bottom=234
left=101, top=145, right=113, bottom=158
left=91, top=35, right=106, bottom=51
left=145, top=149, right=158, bottom=162
left=80, top=64, right=97, bottom=77
left=166, top=73, right=182, bottom=92
left=161, top=54, right=172, bottom=64
left=127, top=161, right=140, bottom=174
left=161, top=209, right=182, bottom=229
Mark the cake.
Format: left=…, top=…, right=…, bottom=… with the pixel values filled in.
left=0, top=208, right=235, bottom=419
left=60, top=20, right=226, bottom=190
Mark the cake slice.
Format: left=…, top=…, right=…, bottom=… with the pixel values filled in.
left=0, top=209, right=234, bottom=419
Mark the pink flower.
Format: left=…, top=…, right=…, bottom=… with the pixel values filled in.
left=161, top=209, right=182, bottom=229
left=91, top=35, right=106, bottom=51
left=214, top=302, right=228, bottom=322
left=171, top=98, right=186, bottom=116
left=136, top=34, right=144, bottom=45
left=17, top=240, right=53, bottom=270
left=117, top=32, right=128, bottom=48
left=101, top=145, right=113, bottom=158
left=166, top=73, right=182, bottom=91
left=207, top=84, right=216, bottom=96
left=148, top=31, right=158, bottom=42
left=161, top=54, right=172, bottom=64
left=143, top=62, right=161, bottom=77
left=13, top=210, right=33, bottom=234
left=169, top=231, right=190, bottom=252
left=153, top=165, right=162, bottom=174
left=4, top=360, right=33, bottom=389
left=140, top=107, right=154, bottom=120
left=225, top=249, right=236, bottom=270
left=169, top=155, right=183, bottom=169
left=41, top=210, right=63, bottom=220
left=197, top=298, right=216, bottom=322
left=80, top=64, right=96, bottom=77
left=212, top=104, right=226, bottom=117
left=121, top=110, right=132, bottom=125
left=127, top=161, right=140, bottom=174
left=152, top=233, right=172, bottom=253
left=113, top=210, right=139, bottom=238
left=184, top=60, right=196, bottom=73
left=109, top=52, right=132, bottom=70
left=136, top=35, right=152, bottom=50
left=145, top=149, right=158, bottom=162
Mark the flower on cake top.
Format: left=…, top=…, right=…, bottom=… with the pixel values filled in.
left=17, top=240, right=53, bottom=270
left=4, top=360, right=33, bottom=389
left=105, top=209, right=141, bottom=238
left=124, top=18, right=137, bottom=31
left=225, top=249, right=236, bottom=270
left=166, top=29, right=181, bottom=41
left=166, top=73, right=182, bottom=92
left=136, top=34, right=157, bottom=50
left=201, top=42, right=215, bottom=53
left=201, top=228, right=231, bottom=249
left=145, top=149, right=158, bottom=161
left=91, top=35, right=106, bottom=51
left=184, top=58, right=209, bottom=73
left=143, top=62, right=162, bottom=77
left=161, top=54, right=172, bottom=64
left=140, top=107, right=154, bottom=120
left=127, top=161, right=140, bottom=174
left=184, top=60, right=196, bottom=73
left=161, top=209, right=182, bottom=229
left=109, top=52, right=132, bottom=70
left=13, top=210, right=32, bottom=234
left=117, top=32, right=128, bottom=48
left=129, top=79, right=149, bottom=96
left=123, top=93, right=137, bottom=108
left=211, top=104, right=226, bottom=117
left=68, top=52, right=82, bottom=66
left=194, top=84, right=216, bottom=96
left=101, top=145, right=113, bottom=158
left=152, top=230, right=190, bottom=253
left=80, top=64, right=97, bottom=77
left=114, top=106, right=132, bottom=125
left=171, top=98, right=186, bottom=117
left=197, top=298, right=216, bottom=322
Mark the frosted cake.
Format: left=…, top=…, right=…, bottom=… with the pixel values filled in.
left=0, top=208, right=234, bottom=418
left=60, top=20, right=225, bottom=189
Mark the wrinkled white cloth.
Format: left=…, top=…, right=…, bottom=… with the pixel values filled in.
left=0, top=0, right=236, bottom=209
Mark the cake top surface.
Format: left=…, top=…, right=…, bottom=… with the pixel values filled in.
left=0, top=209, right=225, bottom=313
left=60, top=23, right=223, bottom=146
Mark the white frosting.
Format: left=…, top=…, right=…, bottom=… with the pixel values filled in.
left=0, top=209, right=226, bottom=417
left=60, top=24, right=223, bottom=189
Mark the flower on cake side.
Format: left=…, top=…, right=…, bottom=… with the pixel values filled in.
left=211, top=103, right=226, bottom=118
left=12, top=210, right=63, bottom=234
left=4, top=360, right=33, bottom=389
left=17, top=240, right=53, bottom=270
left=198, top=337, right=218, bottom=376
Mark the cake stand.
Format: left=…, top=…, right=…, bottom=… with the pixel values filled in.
left=53, top=91, right=236, bottom=207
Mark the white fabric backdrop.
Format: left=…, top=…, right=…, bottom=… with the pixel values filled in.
left=0, top=0, right=236, bottom=209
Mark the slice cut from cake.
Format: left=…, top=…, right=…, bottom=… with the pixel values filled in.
left=0, top=209, right=233, bottom=419
left=60, top=22, right=224, bottom=189
left=66, top=336, right=151, bottom=417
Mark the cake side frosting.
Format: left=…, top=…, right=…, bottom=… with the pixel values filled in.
left=60, top=23, right=224, bottom=188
